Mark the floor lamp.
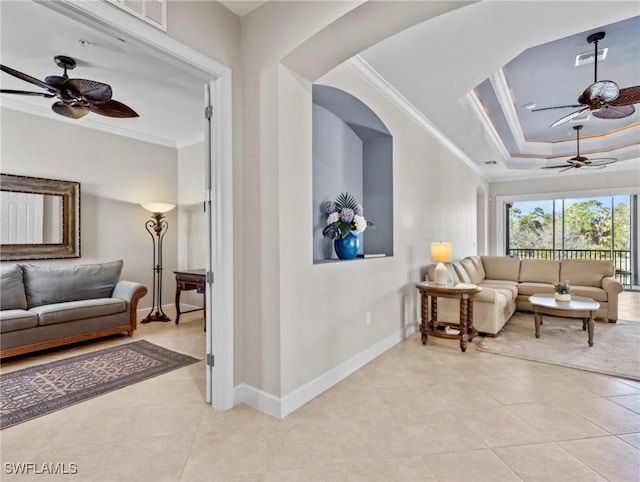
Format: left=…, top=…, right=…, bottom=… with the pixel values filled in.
left=141, top=202, right=176, bottom=323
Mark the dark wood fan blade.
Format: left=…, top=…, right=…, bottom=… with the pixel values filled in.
left=51, top=101, right=89, bottom=119
left=44, top=75, right=68, bottom=89
left=593, top=104, right=635, bottom=119
left=550, top=107, right=589, bottom=128
left=542, top=163, right=576, bottom=172
left=1, top=64, right=58, bottom=93
left=582, top=158, right=617, bottom=167
left=88, top=99, right=138, bottom=118
left=0, top=89, right=55, bottom=98
left=609, top=86, right=640, bottom=106
left=64, top=79, right=112, bottom=103
left=531, top=104, right=583, bottom=112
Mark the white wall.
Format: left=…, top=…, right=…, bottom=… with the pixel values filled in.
left=279, top=63, right=487, bottom=396
left=0, top=108, right=178, bottom=310
left=166, top=0, right=244, bottom=383
left=240, top=1, right=487, bottom=406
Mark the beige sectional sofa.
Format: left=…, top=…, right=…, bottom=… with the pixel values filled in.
left=426, top=256, right=623, bottom=336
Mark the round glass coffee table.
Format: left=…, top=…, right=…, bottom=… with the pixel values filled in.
left=528, top=294, right=600, bottom=347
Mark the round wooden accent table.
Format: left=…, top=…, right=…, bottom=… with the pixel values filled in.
left=415, top=282, right=482, bottom=352
left=529, top=294, right=600, bottom=347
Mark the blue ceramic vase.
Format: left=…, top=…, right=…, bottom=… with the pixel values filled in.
left=334, top=232, right=359, bottom=260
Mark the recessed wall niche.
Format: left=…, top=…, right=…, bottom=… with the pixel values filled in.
left=312, top=84, right=393, bottom=263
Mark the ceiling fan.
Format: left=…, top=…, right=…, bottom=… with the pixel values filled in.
left=541, top=125, right=616, bottom=172
left=532, top=31, right=640, bottom=128
left=0, top=55, right=138, bottom=119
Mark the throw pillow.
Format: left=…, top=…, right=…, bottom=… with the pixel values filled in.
left=0, top=264, right=28, bottom=310
left=22, top=260, right=124, bottom=308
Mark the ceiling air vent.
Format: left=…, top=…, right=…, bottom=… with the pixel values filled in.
left=106, top=0, right=167, bottom=31
left=575, top=48, right=607, bottom=67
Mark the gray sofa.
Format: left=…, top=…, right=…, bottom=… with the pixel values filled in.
left=0, top=260, right=147, bottom=358
left=427, top=255, right=623, bottom=336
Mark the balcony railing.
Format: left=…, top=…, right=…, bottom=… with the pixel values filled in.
left=507, top=248, right=632, bottom=286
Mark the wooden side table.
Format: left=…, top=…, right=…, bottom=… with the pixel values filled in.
left=416, top=282, right=482, bottom=352
left=174, top=269, right=206, bottom=327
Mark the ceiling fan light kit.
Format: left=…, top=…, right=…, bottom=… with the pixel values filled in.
left=532, top=31, right=639, bottom=128
left=0, top=55, right=138, bottom=120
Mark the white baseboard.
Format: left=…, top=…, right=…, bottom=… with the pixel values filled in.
left=234, top=384, right=283, bottom=418
left=235, top=321, right=419, bottom=419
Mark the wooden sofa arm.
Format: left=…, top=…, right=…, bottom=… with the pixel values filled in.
left=112, top=281, right=148, bottom=333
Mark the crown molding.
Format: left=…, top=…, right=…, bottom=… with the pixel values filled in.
left=463, top=90, right=511, bottom=163
left=346, top=55, right=486, bottom=180
left=176, top=134, right=205, bottom=149
left=0, top=99, right=179, bottom=148
left=490, top=68, right=527, bottom=146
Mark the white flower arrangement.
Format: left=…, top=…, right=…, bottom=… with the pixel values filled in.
left=321, top=192, right=373, bottom=240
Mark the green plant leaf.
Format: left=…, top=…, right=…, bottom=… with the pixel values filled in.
left=322, top=224, right=338, bottom=240
left=335, top=192, right=358, bottom=211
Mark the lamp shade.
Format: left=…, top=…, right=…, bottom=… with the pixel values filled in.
left=430, top=242, right=452, bottom=263
left=141, top=202, right=176, bottom=214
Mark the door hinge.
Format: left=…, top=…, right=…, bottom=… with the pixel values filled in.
left=206, top=271, right=214, bottom=284
left=204, top=105, right=213, bottom=120
left=204, top=189, right=213, bottom=202
left=207, top=353, right=215, bottom=367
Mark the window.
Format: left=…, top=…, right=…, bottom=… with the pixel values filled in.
left=506, top=195, right=636, bottom=286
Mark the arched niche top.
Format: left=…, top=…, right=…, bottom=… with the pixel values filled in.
left=313, top=85, right=391, bottom=140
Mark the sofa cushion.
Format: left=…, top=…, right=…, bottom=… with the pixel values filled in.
left=1, top=264, right=28, bottom=310
left=0, top=309, right=38, bottom=333
left=517, top=282, right=556, bottom=296
left=459, top=257, right=483, bottom=285
left=560, top=259, right=614, bottom=287
left=519, top=259, right=560, bottom=284
left=469, top=256, right=486, bottom=280
left=570, top=286, right=608, bottom=303
left=479, top=282, right=518, bottom=299
left=31, top=298, right=127, bottom=326
left=22, top=260, right=123, bottom=308
left=452, top=262, right=471, bottom=283
left=481, top=256, right=520, bottom=282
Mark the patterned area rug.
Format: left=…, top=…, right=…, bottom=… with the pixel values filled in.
left=0, top=340, right=199, bottom=429
left=477, top=313, right=640, bottom=381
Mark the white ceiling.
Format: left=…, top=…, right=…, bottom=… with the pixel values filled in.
left=219, top=1, right=268, bottom=17
left=1, top=1, right=639, bottom=181
left=0, top=0, right=210, bottom=148
left=359, top=1, right=640, bottom=181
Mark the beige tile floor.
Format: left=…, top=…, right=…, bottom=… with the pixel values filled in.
left=1, top=292, right=639, bottom=482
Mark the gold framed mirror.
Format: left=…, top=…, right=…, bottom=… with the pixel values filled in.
left=1, top=174, right=80, bottom=261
